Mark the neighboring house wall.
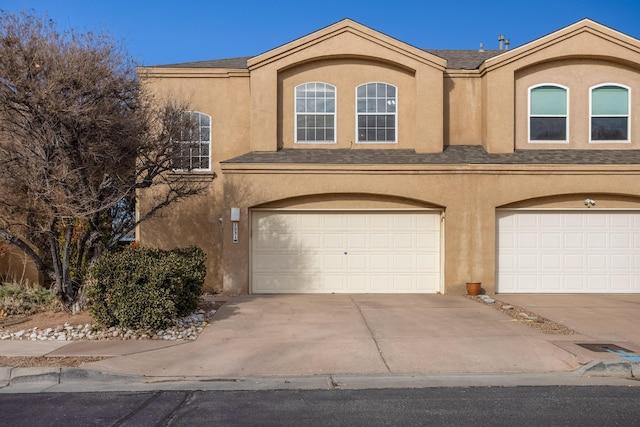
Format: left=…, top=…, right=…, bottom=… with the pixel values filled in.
left=0, top=242, right=42, bottom=285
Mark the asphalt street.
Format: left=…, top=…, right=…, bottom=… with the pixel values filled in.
left=1, top=386, right=639, bottom=426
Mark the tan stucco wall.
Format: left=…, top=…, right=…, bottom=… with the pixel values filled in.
left=136, top=68, right=251, bottom=292
left=132, top=19, right=640, bottom=296
left=279, top=58, right=416, bottom=149
left=248, top=20, right=446, bottom=153
left=445, top=71, right=483, bottom=145
left=218, top=166, right=640, bottom=295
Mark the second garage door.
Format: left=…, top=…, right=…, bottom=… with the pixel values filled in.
left=251, top=210, right=442, bottom=293
left=496, top=210, right=640, bottom=293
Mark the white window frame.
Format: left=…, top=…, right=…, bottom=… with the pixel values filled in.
left=528, top=84, right=569, bottom=143
left=356, top=82, right=398, bottom=144
left=172, top=111, right=212, bottom=172
left=294, top=82, right=337, bottom=144
left=589, top=83, right=630, bottom=143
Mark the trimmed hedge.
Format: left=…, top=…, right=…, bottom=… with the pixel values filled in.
left=87, top=246, right=206, bottom=329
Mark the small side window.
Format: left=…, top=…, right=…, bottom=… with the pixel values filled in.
left=171, top=111, right=211, bottom=171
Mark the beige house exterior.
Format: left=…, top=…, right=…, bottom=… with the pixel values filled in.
left=137, top=18, right=640, bottom=295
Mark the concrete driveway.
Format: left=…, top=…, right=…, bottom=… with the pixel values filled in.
left=84, top=294, right=607, bottom=377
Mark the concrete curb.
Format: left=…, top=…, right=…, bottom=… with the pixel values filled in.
left=1, top=364, right=639, bottom=393
left=9, top=367, right=61, bottom=384
left=579, top=360, right=639, bottom=379
left=0, top=367, right=11, bottom=387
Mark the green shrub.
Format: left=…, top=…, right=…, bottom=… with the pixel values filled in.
left=0, top=282, right=55, bottom=316
left=87, top=246, right=206, bottom=329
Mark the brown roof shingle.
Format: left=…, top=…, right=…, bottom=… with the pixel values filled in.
left=222, top=145, right=640, bottom=165
left=154, top=56, right=252, bottom=69
left=150, top=50, right=503, bottom=70
left=425, top=50, right=503, bottom=69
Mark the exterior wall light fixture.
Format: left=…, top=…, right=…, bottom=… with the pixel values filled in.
left=584, top=198, right=596, bottom=208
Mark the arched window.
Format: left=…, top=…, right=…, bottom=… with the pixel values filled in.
left=172, top=111, right=211, bottom=171
left=356, top=82, right=397, bottom=143
left=295, top=82, right=336, bottom=143
left=590, top=84, right=630, bottom=142
left=529, top=84, right=568, bottom=142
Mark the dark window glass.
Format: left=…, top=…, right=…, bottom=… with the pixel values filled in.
left=591, top=117, right=628, bottom=140
left=530, top=117, right=567, bottom=140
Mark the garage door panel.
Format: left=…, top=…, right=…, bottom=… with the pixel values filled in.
left=587, top=215, right=606, bottom=227
left=347, top=233, right=367, bottom=248
left=252, top=211, right=441, bottom=294
left=588, top=275, right=607, bottom=290
left=564, top=233, right=584, bottom=248
left=370, top=233, right=391, bottom=248
left=347, top=254, right=367, bottom=269
left=563, top=254, right=584, bottom=269
left=393, top=254, right=414, bottom=270
left=611, top=254, right=630, bottom=269
left=370, top=275, right=390, bottom=291
left=497, top=211, right=640, bottom=293
left=611, top=275, right=631, bottom=291
left=347, top=275, right=368, bottom=291
left=393, top=234, right=413, bottom=249
left=541, top=254, right=560, bottom=269
left=417, top=254, right=437, bottom=270
left=393, top=275, right=413, bottom=291
left=541, top=275, right=562, bottom=291
left=370, top=254, right=391, bottom=270
left=416, top=274, right=440, bottom=291
left=611, top=233, right=630, bottom=248
left=416, top=232, right=439, bottom=249
left=518, top=233, right=538, bottom=248
left=541, top=233, right=561, bottom=249
left=324, top=254, right=345, bottom=270
left=323, top=233, right=344, bottom=249
left=517, top=254, right=538, bottom=269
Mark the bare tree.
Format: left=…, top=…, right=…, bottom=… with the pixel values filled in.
left=0, top=11, right=209, bottom=306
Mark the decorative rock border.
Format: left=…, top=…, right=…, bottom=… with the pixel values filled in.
left=0, top=309, right=217, bottom=342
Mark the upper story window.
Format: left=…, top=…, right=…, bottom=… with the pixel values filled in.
left=295, top=82, right=336, bottom=143
left=590, top=84, right=630, bottom=142
left=529, top=84, right=568, bottom=142
left=172, top=111, right=211, bottom=171
left=356, top=82, right=397, bottom=143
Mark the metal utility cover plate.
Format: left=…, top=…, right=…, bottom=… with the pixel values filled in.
left=576, top=343, right=633, bottom=353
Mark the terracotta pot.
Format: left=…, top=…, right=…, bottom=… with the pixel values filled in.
left=466, top=282, right=482, bottom=296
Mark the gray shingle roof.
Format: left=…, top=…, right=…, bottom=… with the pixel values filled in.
left=154, top=56, right=252, bottom=69
left=425, top=50, right=503, bottom=69
left=150, top=51, right=503, bottom=70
left=222, top=145, right=640, bottom=165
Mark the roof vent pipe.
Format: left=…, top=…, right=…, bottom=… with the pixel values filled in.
left=479, top=42, right=484, bottom=52
left=505, top=39, right=510, bottom=50
left=498, top=34, right=505, bottom=50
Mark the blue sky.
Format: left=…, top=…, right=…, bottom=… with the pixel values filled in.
left=3, top=0, right=640, bottom=66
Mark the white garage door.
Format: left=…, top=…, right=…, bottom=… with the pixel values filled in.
left=497, top=210, right=640, bottom=293
left=251, top=210, right=441, bottom=293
